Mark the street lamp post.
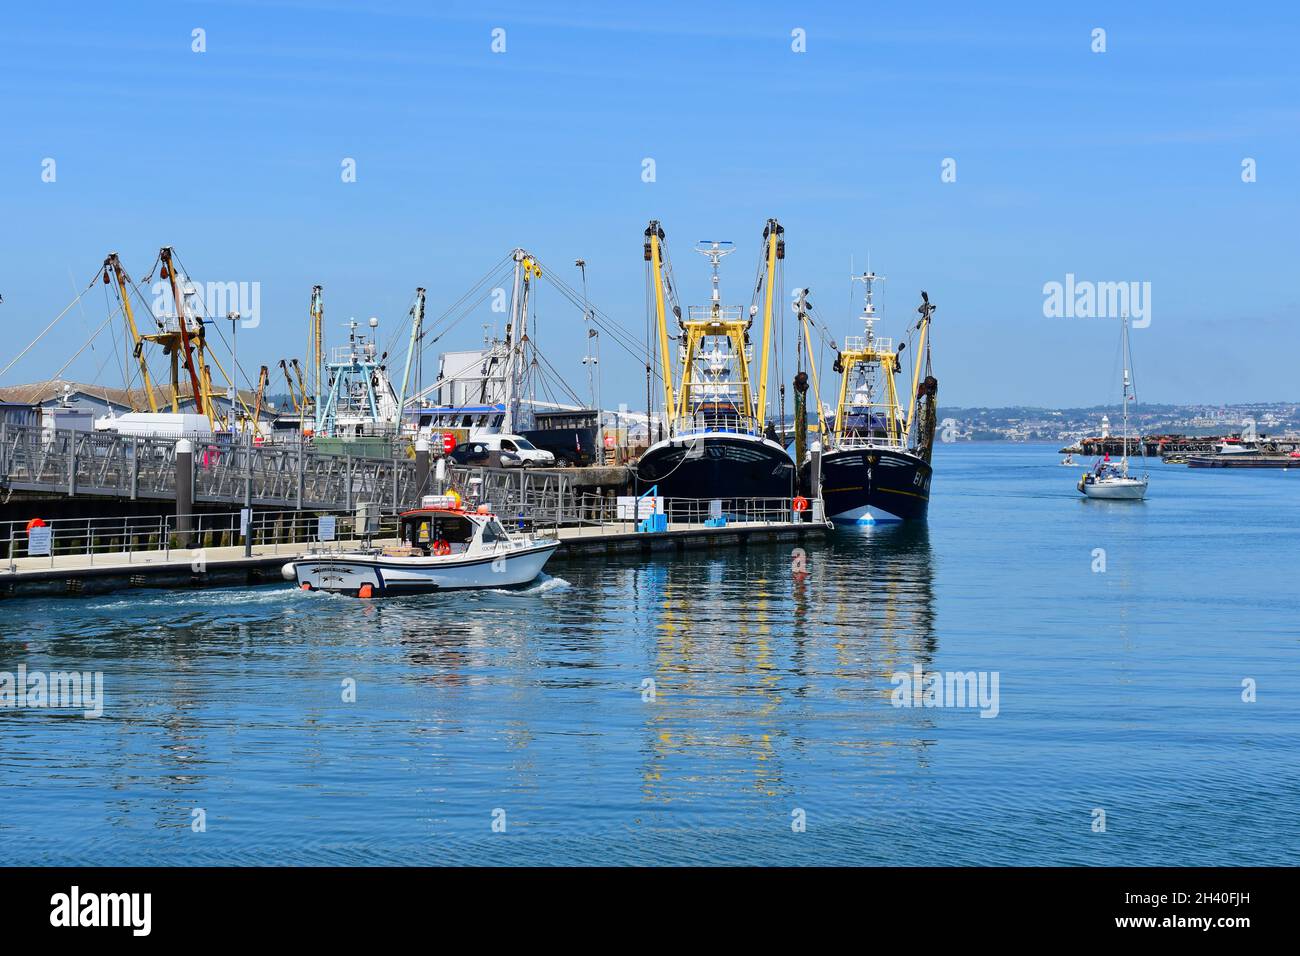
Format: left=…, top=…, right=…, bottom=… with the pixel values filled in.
left=226, top=311, right=241, bottom=428
left=576, top=259, right=604, bottom=465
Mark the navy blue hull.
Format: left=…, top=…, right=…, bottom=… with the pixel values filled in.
left=802, top=447, right=931, bottom=522
left=636, top=435, right=796, bottom=501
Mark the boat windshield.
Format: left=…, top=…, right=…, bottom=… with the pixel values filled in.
left=400, top=513, right=476, bottom=553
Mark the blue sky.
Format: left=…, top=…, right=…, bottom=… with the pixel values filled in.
left=2, top=1, right=1297, bottom=408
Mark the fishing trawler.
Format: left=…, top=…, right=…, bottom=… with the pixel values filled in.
left=635, top=221, right=796, bottom=501
left=1078, top=314, right=1148, bottom=500
left=798, top=273, right=938, bottom=523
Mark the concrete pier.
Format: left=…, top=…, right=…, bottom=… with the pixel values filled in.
left=0, top=519, right=830, bottom=599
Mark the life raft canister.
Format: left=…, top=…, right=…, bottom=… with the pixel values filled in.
left=792, top=496, right=809, bottom=512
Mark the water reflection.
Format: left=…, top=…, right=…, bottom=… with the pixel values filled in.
left=636, top=526, right=937, bottom=804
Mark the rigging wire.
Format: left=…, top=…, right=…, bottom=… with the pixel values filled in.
left=0, top=267, right=101, bottom=380
left=45, top=314, right=114, bottom=386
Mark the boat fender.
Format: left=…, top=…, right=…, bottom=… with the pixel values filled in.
left=282, top=563, right=297, bottom=581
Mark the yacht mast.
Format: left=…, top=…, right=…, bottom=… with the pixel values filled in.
left=1121, top=313, right=1131, bottom=475
left=502, top=250, right=525, bottom=434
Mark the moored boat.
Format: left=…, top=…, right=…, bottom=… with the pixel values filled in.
left=796, top=273, right=939, bottom=524
left=636, top=221, right=796, bottom=502
left=285, top=497, right=559, bottom=596
left=1186, top=452, right=1300, bottom=468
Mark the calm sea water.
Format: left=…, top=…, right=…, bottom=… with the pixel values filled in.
left=2, top=444, right=1296, bottom=866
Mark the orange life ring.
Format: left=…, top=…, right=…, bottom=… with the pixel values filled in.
left=792, top=496, right=809, bottom=512
left=25, top=518, right=46, bottom=533
left=432, top=539, right=451, bottom=556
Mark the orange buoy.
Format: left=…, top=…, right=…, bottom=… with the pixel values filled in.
left=792, top=496, right=809, bottom=512
left=300, top=582, right=312, bottom=591
left=358, top=583, right=374, bottom=599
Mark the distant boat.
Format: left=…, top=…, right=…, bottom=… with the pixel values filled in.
left=1186, top=450, right=1300, bottom=469
left=1078, top=315, right=1148, bottom=500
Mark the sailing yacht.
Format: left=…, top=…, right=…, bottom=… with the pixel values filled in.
left=635, top=221, right=796, bottom=501
left=799, top=274, right=939, bottom=523
left=1078, top=314, right=1148, bottom=500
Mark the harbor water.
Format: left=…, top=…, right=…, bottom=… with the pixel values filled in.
left=1, top=444, right=1296, bottom=865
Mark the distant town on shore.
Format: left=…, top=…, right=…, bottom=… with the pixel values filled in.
left=935, top=402, right=1300, bottom=443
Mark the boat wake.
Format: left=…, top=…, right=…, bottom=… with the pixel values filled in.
left=489, top=573, right=570, bottom=596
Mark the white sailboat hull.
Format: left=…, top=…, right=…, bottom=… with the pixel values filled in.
left=1079, top=475, right=1148, bottom=500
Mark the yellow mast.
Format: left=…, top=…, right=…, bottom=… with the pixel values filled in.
left=754, top=219, right=782, bottom=425
left=308, top=284, right=324, bottom=423
left=644, top=221, right=677, bottom=427
left=103, top=254, right=159, bottom=412
left=904, top=292, right=935, bottom=437
left=153, top=246, right=214, bottom=426
left=251, top=365, right=269, bottom=426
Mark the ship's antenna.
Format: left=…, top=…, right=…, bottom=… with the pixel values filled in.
left=694, top=240, right=735, bottom=318
left=850, top=268, right=885, bottom=345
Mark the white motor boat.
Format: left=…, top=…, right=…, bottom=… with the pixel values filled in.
left=284, top=499, right=559, bottom=597
left=1079, top=315, right=1148, bottom=501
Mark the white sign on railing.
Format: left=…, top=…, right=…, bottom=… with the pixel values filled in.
left=616, top=496, right=664, bottom=519
left=240, top=508, right=252, bottom=537
left=28, top=526, right=52, bottom=556
left=318, top=516, right=336, bottom=541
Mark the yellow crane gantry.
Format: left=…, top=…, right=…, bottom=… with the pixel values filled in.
left=644, top=221, right=677, bottom=425
left=753, top=218, right=784, bottom=427
left=102, top=253, right=159, bottom=412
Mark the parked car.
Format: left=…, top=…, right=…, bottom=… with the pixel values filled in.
left=447, top=441, right=521, bottom=468
left=481, top=434, right=555, bottom=468
left=447, top=435, right=554, bottom=468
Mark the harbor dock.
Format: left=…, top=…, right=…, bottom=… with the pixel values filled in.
left=0, top=507, right=828, bottom=599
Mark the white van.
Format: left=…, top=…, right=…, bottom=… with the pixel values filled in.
left=481, top=434, right=555, bottom=467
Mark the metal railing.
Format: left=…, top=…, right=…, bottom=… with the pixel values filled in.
left=669, top=412, right=765, bottom=437
left=512, top=494, right=828, bottom=539
left=1, top=508, right=402, bottom=571
left=0, top=422, right=420, bottom=510
left=1, top=493, right=825, bottom=573
left=841, top=334, right=894, bottom=354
